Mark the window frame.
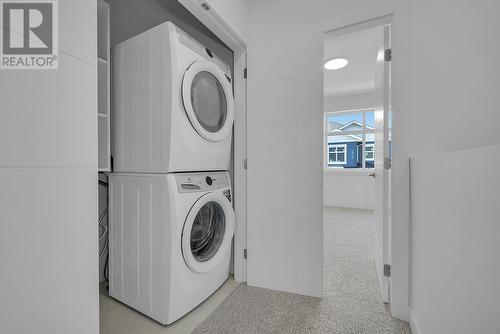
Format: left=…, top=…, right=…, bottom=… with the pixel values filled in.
left=328, top=143, right=347, bottom=165
left=324, top=108, right=375, bottom=171
left=365, top=143, right=375, bottom=162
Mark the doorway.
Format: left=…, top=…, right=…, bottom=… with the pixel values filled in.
left=323, top=22, right=392, bottom=304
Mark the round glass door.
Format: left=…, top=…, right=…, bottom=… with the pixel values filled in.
left=182, top=60, right=234, bottom=142
left=182, top=192, right=235, bottom=274
left=190, top=71, right=227, bottom=134
left=190, top=201, right=226, bottom=262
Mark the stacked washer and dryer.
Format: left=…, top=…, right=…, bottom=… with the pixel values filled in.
left=109, top=22, right=236, bottom=325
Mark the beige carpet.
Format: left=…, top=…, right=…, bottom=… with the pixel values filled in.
left=192, top=207, right=411, bottom=334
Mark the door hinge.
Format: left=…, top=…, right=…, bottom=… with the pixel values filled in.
left=384, top=264, right=391, bottom=277
left=201, top=2, right=211, bottom=11
left=384, top=157, right=392, bottom=170
left=243, top=68, right=247, bottom=79
left=384, top=48, right=392, bottom=62
left=244, top=249, right=247, bottom=259
left=243, top=158, right=247, bottom=170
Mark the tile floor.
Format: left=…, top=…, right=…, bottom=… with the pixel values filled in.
left=99, top=277, right=240, bottom=334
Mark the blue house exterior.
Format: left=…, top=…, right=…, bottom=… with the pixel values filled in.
left=327, top=120, right=375, bottom=169
left=327, top=140, right=374, bottom=168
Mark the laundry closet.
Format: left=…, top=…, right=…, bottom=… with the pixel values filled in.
left=96, top=0, right=236, bottom=325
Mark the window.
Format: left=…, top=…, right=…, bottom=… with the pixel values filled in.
left=325, top=109, right=374, bottom=169
left=365, top=144, right=374, bottom=161
left=328, top=144, right=347, bottom=165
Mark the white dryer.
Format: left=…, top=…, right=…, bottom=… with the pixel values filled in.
left=112, top=22, right=234, bottom=173
left=109, top=172, right=235, bottom=325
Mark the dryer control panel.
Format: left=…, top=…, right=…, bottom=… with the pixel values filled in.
left=176, top=28, right=231, bottom=77
left=175, top=172, right=230, bottom=193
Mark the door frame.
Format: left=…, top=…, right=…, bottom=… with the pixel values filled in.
left=324, top=15, right=410, bottom=319
left=177, top=0, right=248, bottom=282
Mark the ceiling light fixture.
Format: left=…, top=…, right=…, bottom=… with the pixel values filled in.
left=324, top=57, right=349, bottom=70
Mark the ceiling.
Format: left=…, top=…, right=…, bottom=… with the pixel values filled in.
left=324, top=27, right=382, bottom=98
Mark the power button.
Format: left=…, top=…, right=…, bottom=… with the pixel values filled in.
left=206, top=176, right=213, bottom=185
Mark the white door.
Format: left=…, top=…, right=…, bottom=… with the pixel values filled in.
left=182, top=192, right=235, bottom=273
left=246, top=35, right=324, bottom=298
left=182, top=60, right=235, bottom=142
left=373, top=26, right=391, bottom=303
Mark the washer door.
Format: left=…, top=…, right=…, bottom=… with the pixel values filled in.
left=182, top=192, right=235, bottom=274
left=181, top=60, right=234, bottom=142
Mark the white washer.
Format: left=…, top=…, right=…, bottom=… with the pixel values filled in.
left=112, top=22, right=234, bottom=173
left=109, top=172, right=235, bottom=325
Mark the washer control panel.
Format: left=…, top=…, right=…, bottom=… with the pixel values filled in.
left=176, top=172, right=230, bottom=193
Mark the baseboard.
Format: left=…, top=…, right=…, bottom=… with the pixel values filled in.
left=409, top=309, right=422, bottom=334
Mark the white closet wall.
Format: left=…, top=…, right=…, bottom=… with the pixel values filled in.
left=0, top=1, right=99, bottom=333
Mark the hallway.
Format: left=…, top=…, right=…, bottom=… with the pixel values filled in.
left=192, top=207, right=410, bottom=333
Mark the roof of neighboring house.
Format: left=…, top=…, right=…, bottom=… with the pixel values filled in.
left=328, top=119, right=377, bottom=144
left=328, top=131, right=362, bottom=143
left=328, top=120, right=374, bottom=133
left=338, top=120, right=374, bottom=131
left=328, top=121, right=343, bottom=131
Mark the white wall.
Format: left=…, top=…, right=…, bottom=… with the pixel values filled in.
left=409, top=1, right=500, bottom=333
left=0, top=1, right=98, bottom=333
left=325, top=92, right=375, bottom=112
left=410, top=1, right=500, bottom=157
left=324, top=171, right=375, bottom=209
left=246, top=0, right=410, bottom=310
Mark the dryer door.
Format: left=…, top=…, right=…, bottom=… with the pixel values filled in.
left=181, top=60, right=234, bottom=142
left=182, top=192, right=235, bottom=273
